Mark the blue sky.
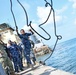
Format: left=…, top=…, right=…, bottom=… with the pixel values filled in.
left=0, top=0, right=76, bottom=46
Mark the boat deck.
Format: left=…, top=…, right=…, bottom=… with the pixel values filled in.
left=16, top=63, right=74, bottom=75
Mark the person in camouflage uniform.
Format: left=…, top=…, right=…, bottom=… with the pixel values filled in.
left=0, top=35, right=14, bottom=75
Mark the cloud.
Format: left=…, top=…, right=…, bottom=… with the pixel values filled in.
left=37, top=6, right=65, bottom=25
left=22, top=5, right=68, bottom=41
left=56, top=6, right=68, bottom=14
left=23, top=23, right=39, bottom=31
left=69, top=0, right=76, bottom=8
left=22, top=6, right=67, bottom=34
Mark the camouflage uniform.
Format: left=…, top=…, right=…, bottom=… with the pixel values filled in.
left=0, top=42, right=14, bottom=75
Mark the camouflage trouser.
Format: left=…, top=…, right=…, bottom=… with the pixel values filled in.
left=0, top=51, right=14, bottom=73
left=0, top=44, right=14, bottom=75
left=0, top=56, right=14, bottom=75
left=0, top=63, right=6, bottom=75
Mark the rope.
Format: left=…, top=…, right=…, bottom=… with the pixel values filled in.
left=10, top=0, right=51, bottom=40
left=10, top=0, right=62, bottom=64
left=17, top=0, right=29, bottom=26
left=39, top=0, right=62, bottom=64
left=10, top=0, right=18, bottom=29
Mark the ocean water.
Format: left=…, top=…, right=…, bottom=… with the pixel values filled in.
left=37, top=38, right=76, bottom=74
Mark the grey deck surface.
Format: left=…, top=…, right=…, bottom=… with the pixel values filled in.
left=16, top=64, right=74, bottom=75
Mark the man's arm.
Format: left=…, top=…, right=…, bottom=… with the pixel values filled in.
left=16, top=28, right=22, bottom=38
left=27, top=29, right=34, bottom=36
left=16, top=28, right=19, bottom=35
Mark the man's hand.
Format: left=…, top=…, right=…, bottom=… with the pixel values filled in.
left=16, top=28, right=19, bottom=34
left=16, top=26, right=18, bottom=32
left=29, top=29, right=34, bottom=34
left=16, top=28, right=18, bottom=32
left=29, top=29, right=32, bottom=31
